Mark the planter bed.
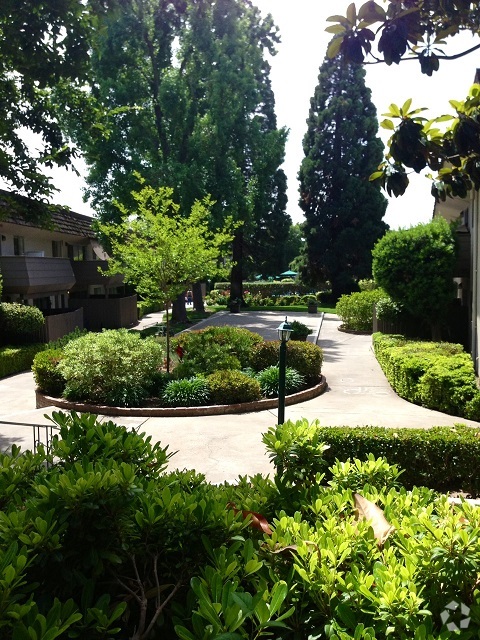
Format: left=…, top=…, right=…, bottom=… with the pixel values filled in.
left=36, top=376, right=327, bottom=416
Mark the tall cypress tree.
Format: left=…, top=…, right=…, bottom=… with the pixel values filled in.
left=298, top=56, right=388, bottom=299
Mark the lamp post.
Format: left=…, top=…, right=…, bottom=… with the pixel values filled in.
left=277, top=316, right=293, bottom=424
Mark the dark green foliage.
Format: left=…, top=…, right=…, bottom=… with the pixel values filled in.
left=373, top=332, right=480, bottom=419
left=214, top=282, right=313, bottom=297
left=161, top=377, right=211, bottom=407
left=31, top=348, right=65, bottom=395
left=250, top=340, right=323, bottom=383
left=207, top=370, right=261, bottom=405
left=172, top=326, right=263, bottom=377
left=298, top=56, right=388, bottom=298
left=0, top=302, right=45, bottom=344
left=0, top=343, right=44, bottom=378
left=372, top=218, right=457, bottom=333
left=255, top=366, right=306, bottom=398
left=58, top=329, right=164, bottom=407
left=263, top=418, right=480, bottom=494
left=46, top=327, right=88, bottom=350
left=336, top=289, right=385, bottom=331
left=289, top=320, right=312, bottom=340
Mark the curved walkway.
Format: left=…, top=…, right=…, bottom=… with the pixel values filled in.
left=0, top=311, right=479, bottom=483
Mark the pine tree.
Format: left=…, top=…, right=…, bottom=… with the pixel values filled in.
left=298, top=56, right=388, bottom=299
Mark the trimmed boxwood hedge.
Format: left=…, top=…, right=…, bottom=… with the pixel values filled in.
left=250, top=340, right=323, bottom=383
left=0, top=344, right=45, bottom=378
left=263, top=418, right=480, bottom=495
left=373, top=332, right=480, bottom=420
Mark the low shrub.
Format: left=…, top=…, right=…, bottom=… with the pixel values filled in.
left=172, top=326, right=263, bottom=377
left=0, top=302, right=45, bottom=344
left=263, top=418, right=480, bottom=494
left=47, top=327, right=88, bottom=350
left=58, top=329, right=164, bottom=407
left=161, top=376, right=211, bottom=407
left=289, top=319, right=312, bottom=340
left=373, top=332, right=480, bottom=419
left=255, top=365, right=305, bottom=398
left=250, top=340, right=323, bottom=383
left=0, top=343, right=44, bottom=378
left=207, top=370, right=261, bottom=404
left=32, top=348, right=65, bottom=395
left=328, top=454, right=404, bottom=493
left=336, top=289, right=385, bottom=331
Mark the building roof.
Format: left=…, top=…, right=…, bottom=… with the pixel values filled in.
left=0, top=189, right=96, bottom=239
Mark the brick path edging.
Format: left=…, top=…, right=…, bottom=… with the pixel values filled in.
left=36, top=376, right=327, bottom=417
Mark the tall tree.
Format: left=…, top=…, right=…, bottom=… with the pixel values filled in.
left=298, top=55, right=388, bottom=299
left=62, top=0, right=289, bottom=303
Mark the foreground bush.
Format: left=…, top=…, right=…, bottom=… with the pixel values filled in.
left=0, top=343, right=44, bottom=378
left=373, top=332, right=480, bottom=420
left=58, top=329, right=164, bottom=407
left=2, top=411, right=480, bottom=639
left=336, top=289, right=385, bottom=332
left=263, top=418, right=480, bottom=494
left=0, top=302, right=45, bottom=344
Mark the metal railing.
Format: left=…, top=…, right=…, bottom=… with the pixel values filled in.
left=0, top=420, right=59, bottom=459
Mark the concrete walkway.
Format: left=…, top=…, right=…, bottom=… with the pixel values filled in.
left=1, top=311, right=479, bottom=483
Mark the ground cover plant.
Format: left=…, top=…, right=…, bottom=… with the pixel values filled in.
left=2, top=411, right=480, bottom=639
left=33, top=326, right=323, bottom=408
left=373, top=333, right=480, bottom=420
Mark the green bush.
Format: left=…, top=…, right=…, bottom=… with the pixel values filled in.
left=207, top=370, right=261, bottom=404
left=3, top=412, right=480, bottom=639
left=373, top=332, right=480, bottom=419
left=263, top=418, right=480, bottom=494
left=0, top=302, right=45, bottom=344
left=289, top=319, right=312, bottom=339
left=58, top=329, right=164, bottom=407
left=336, top=289, right=385, bottom=331
left=172, top=326, right=263, bottom=377
left=328, top=454, right=404, bottom=493
left=250, top=340, right=323, bottom=383
left=255, top=366, right=305, bottom=398
left=161, top=376, right=211, bottom=407
left=0, top=343, right=44, bottom=378
left=214, top=281, right=313, bottom=297
left=32, top=348, right=65, bottom=395
left=47, top=327, right=88, bottom=350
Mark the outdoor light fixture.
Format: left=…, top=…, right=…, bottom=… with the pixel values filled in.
left=277, top=316, right=292, bottom=425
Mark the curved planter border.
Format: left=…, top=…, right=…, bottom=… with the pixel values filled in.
left=36, top=376, right=327, bottom=417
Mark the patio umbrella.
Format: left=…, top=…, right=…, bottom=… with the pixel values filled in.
left=280, top=270, right=297, bottom=277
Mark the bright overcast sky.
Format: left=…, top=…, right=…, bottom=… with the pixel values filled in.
left=44, top=0, right=480, bottom=230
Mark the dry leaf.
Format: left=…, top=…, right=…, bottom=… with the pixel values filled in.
left=227, top=502, right=273, bottom=535
left=354, top=493, right=395, bottom=545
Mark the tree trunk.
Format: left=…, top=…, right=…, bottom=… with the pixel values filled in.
left=192, top=281, right=205, bottom=313
left=171, top=292, right=188, bottom=323
left=230, top=229, right=244, bottom=302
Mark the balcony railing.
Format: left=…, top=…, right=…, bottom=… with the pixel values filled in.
left=0, top=256, right=75, bottom=296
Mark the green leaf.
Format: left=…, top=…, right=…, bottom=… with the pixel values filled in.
left=381, top=119, right=395, bottom=130
left=269, top=581, right=288, bottom=617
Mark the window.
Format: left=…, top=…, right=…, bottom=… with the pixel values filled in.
left=67, top=244, right=86, bottom=261
left=13, top=236, right=24, bottom=256
left=52, top=240, right=63, bottom=257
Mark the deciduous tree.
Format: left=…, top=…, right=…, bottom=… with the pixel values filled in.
left=99, top=183, right=233, bottom=370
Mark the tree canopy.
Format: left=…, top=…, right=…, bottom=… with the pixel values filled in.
left=0, top=0, right=101, bottom=200
left=298, top=55, right=388, bottom=299
left=60, top=0, right=290, bottom=300
left=326, top=2, right=480, bottom=204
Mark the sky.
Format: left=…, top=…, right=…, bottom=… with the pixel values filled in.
left=43, top=0, right=480, bottom=230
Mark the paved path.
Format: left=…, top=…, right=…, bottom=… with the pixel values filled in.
left=1, top=311, right=479, bottom=483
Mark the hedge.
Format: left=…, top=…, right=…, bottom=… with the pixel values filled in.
left=213, top=281, right=314, bottom=297
left=0, top=302, right=45, bottom=345
left=0, top=344, right=45, bottom=378
left=250, top=340, right=323, bottom=383
left=263, top=418, right=480, bottom=495
left=373, top=332, right=480, bottom=420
